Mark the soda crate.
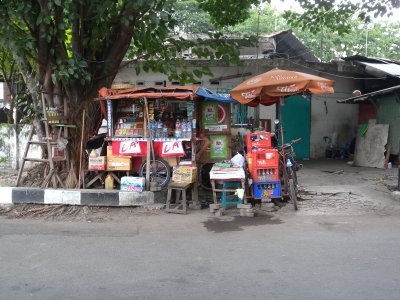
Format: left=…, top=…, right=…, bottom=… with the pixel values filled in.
left=251, top=167, right=279, bottom=182
left=246, top=132, right=271, bottom=153
left=251, top=149, right=279, bottom=168
left=252, top=181, right=281, bottom=198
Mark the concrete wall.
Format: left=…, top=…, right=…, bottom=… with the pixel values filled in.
left=310, top=74, right=359, bottom=158
left=114, top=61, right=258, bottom=90
left=0, top=124, right=41, bottom=169
left=311, top=93, right=358, bottom=158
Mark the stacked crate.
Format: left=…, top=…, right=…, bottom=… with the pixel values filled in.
left=246, top=132, right=281, bottom=198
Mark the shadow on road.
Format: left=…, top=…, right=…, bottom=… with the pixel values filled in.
left=203, top=214, right=283, bottom=233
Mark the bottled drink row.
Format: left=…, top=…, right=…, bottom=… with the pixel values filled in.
left=149, top=119, right=192, bottom=139
left=258, top=183, right=278, bottom=189
left=255, top=168, right=276, bottom=181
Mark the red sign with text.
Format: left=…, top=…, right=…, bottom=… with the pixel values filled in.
left=112, top=141, right=147, bottom=157
left=159, top=141, right=185, bottom=157
left=112, top=141, right=185, bottom=157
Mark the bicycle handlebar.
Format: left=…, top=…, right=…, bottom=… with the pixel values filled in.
left=279, top=138, right=302, bottom=150
left=292, top=138, right=302, bottom=144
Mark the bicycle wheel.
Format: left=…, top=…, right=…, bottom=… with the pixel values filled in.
left=139, top=158, right=171, bottom=188
left=288, top=178, right=298, bottom=211
left=287, top=166, right=298, bottom=193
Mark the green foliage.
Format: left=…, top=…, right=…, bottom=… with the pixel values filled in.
left=283, top=0, right=358, bottom=35
left=225, top=6, right=284, bottom=36
left=173, top=0, right=216, bottom=33
left=213, top=2, right=400, bottom=63
left=197, top=0, right=265, bottom=28
left=291, top=15, right=400, bottom=62
left=1, top=0, right=399, bottom=105
left=1, top=0, right=265, bottom=99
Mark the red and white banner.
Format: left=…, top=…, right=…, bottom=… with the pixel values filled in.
left=119, top=141, right=141, bottom=154
left=112, top=141, right=147, bottom=156
left=112, top=140, right=184, bottom=157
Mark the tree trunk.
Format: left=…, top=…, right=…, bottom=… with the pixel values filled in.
left=12, top=53, right=45, bottom=141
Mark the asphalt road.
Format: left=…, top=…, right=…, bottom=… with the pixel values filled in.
left=2, top=160, right=400, bottom=299
left=1, top=210, right=400, bottom=300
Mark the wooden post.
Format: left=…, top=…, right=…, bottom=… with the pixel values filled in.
left=143, top=98, right=151, bottom=190
left=77, top=109, right=85, bottom=189
left=279, top=107, right=288, bottom=194
left=63, top=94, right=70, bottom=171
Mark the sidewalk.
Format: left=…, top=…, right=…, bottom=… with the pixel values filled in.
left=1, top=159, right=399, bottom=211
left=0, top=168, right=155, bottom=207
left=0, top=186, right=154, bottom=206
left=291, top=158, right=400, bottom=216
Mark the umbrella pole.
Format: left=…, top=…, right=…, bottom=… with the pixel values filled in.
left=279, top=105, right=289, bottom=195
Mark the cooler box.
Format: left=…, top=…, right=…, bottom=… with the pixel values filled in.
left=252, top=181, right=281, bottom=198
left=120, top=176, right=145, bottom=192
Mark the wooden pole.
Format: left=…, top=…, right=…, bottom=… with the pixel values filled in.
left=77, top=109, right=85, bottom=189
left=143, top=98, right=151, bottom=190
left=279, top=106, right=289, bottom=194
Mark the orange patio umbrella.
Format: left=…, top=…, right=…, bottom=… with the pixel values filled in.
left=230, top=68, right=335, bottom=106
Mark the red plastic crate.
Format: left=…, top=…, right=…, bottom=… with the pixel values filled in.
left=251, top=149, right=279, bottom=168
left=246, top=132, right=271, bottom=153
left=251, top=167, right=279, bottom=182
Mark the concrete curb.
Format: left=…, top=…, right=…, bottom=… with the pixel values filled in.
left=0, top=187, right=154, bottom=206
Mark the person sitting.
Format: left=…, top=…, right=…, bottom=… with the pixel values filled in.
left=195, top=130, right=210, bottom=162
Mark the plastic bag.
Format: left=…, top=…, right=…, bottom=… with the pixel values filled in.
left=57, top=137, right=68, bottom=151
left=230, top=152, right=245, bottom=168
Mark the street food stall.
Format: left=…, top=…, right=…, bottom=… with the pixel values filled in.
left=94, top=86, right=199, bottom=191
left=91, top=86, right=244, bottom=196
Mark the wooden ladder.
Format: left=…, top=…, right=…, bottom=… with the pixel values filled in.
left=16, top=94, right=64, bottom=188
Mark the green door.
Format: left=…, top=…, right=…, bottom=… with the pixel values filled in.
left=279, top=95, right=310, bottom=159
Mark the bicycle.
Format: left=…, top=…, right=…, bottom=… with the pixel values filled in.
left=277, top=138, right=302, bottom=210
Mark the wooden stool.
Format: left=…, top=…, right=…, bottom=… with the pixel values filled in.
left=166, top=182, right=193, bottom=214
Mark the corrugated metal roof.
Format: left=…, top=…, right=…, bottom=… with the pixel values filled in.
left=337, top=85, right=400, bottom=104
left=266, top=30, right=319, bottom=63
left=343, top=55, right=400, bottom=78
left=357, top=62, right=400, bottom=78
